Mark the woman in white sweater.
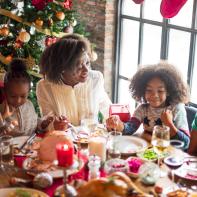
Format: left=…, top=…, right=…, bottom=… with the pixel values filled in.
left=36, top=34, right=111, bottom=126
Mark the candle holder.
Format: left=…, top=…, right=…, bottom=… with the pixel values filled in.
left=55, top=142, right=83, bottom=197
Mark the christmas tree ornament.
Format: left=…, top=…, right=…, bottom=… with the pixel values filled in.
left=35, top=18, right=44, bottom=27
left=71, top=19, right=77, bottom=27
left=30, top=25, right=36, bottom=35
left=91, top=51, right=98, bottom=62
left=5, top=55, right=13, bottom=63
left=56, top=11, right=65, bottom=20
left=132, top=0, right=144, bottom=4
left=64, top=25, right=74, bottom=34
left=0, top=27, right=9, bottom=37
left=14, top=40, right=23, bottom=48
left=25, top=56, right=36, bottom=69
left=47, top=18, right=53, bottom=27
left=18, top=31, right=30, bottom=43
left=160, top=0, right=188, bottom=18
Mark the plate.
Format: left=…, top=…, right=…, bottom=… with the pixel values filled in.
left=22, top=155, right=84, bottom=179
left=0, top=187, right=49, bottom=197
left=13, top=136, right=40, bottom=157
left=115, top=136, right=148, bottom=155
left=174, top=159, right=197, bottom=182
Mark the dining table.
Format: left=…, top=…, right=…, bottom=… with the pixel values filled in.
left=0, top=133, right=197, bottom=197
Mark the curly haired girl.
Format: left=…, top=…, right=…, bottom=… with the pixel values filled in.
left=107, top=61, right=190, bottom=149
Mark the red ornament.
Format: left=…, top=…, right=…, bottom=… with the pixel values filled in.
left=32, top=0, right=53, bottom=10
left=63, top=0, right=72, bottom=9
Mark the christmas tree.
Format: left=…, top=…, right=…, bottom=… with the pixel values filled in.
left=0, top=0, right=89, bottom=113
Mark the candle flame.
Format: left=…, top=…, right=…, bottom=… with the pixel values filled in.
left=63, top=144, right=69, bottom=150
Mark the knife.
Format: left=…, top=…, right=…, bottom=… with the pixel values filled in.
left=19, top=133, right=36, bottom=151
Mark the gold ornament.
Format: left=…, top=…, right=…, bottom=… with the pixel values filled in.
left=35, top=18, right=44, bottom=27
left=56, top=11, right=65, bottom=21
left=5, top=55, right=13, bottom=63
left=0, top=27, right=9, bottom=37
left=18, top=31, right=30, bottom=43
left=70, top=19, right=77, bottom=27
left=25, top=56, right=36, bottom=69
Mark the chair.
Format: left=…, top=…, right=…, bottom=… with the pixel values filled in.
left=185, top=105, right=197, bottom=131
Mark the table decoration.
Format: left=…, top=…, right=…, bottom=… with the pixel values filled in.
left=88, top=136, right=107, bottom=162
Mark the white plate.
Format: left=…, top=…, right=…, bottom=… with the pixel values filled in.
left=23, top=156, right=84, bottom=179
left=0, top=187, right=49, bottom=197
left=115, top=136, right=148, bottom=155
left=13, top=136, right=29, bottom=148
left=174, top=158, right=197, bottom=181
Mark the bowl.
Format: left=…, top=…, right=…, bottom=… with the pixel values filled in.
left=164, top=156, right=184, bottom=168
left=170, top=139, right=184, bottom=149
left=126, top=157, right=144, bottom=178
left=104, top=158, right=129, bottom=175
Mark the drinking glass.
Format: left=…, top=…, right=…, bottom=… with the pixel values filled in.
left=151, top=125, right=170, bottom=177
left=0, top=135, right=13, bottom=167
left=107, top=131, right=122, bottom=159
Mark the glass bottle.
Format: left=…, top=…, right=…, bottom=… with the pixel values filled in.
left=88, top=155, right=101, bottom=180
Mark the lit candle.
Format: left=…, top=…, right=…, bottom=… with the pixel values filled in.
left=88, top=136, right=106, bottom=161
left=56, top=143, right=74, bottom=167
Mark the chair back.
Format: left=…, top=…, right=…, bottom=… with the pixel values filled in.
left=185, top=105, right=197, bottom=131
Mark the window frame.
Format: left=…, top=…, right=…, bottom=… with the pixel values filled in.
left=114, top=0, right=197, bottom=108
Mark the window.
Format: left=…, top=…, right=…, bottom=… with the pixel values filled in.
left=114, top=0, right=197, bottom=110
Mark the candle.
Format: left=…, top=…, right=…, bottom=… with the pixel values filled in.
left=56, top=143, right=74, bottom=167
left=88, top=136, right=106, bottom=161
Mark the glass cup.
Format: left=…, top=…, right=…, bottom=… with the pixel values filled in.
left=0, top=135, right=13, bottom=166
left=81, top=117, right=98, bottom=133
left=107, top=131, right=122, bottom=159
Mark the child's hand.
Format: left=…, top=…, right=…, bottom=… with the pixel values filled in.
left=106, top=115, right=124, bottom=132
left=161, top=109, right=173, bottom=127
left=41, top=116, right=54, bottom=129
left=53, top=115, right=69, bottom=131
left=2, top=100, right=15, bottom=119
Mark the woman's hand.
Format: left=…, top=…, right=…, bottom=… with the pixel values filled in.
left=53, top=115, right=69, bottom=131
left=106, top=115, right=124, bottom=132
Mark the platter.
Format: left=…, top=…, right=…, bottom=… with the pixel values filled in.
left=22, top=155, right=84, bottom=179
left=0, top=187, right=49, bottom=197
left=114, top=136, right=148, bottom=155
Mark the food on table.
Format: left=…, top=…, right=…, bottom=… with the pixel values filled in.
left=154, top=185, right=163, bottom=194
left=166, top=189, right=188, bottom=197
left=104, top=158, right=129, bottom=174
left=140, top=149, right=158, bottom=161
left=127, top=157, right=143, bottom=174
left=39, top=130, right=73, bottom=161
left=77, top=172, right=148, bottom=197
left=8, top=189, right=45, bottom=197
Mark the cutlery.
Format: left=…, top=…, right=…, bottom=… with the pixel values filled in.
left=19, top=133, right=36, bottom=151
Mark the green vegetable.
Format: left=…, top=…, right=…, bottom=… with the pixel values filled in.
left=142, top=149, right=158, bottom=160
left=15, top=189, right=31, bottom=197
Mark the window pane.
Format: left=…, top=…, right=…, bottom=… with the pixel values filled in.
left=190, top=41, right=197, bottom=103
left=122, top=0, right=140, bottom=17
left=118, top=78, right=136, bottom=112
left=141, top=24, right=162, bottom=65
left=143, top=0, right=162, bottom=22
left=169, top=0, right=193, bottom=28
left=168, top=29, right=190, bottom=81
left=119, top=19, right=139, bottom=78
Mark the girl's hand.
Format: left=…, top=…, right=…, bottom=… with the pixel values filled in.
left=2, top=100, right=15, bottom=119
left=41, top=116, right=54, bottom=129
left=160, top=109, right=174, bottom=127
left=53, top=115, right=69, bottom=131
left=106, top=115, right=124, bottom=132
